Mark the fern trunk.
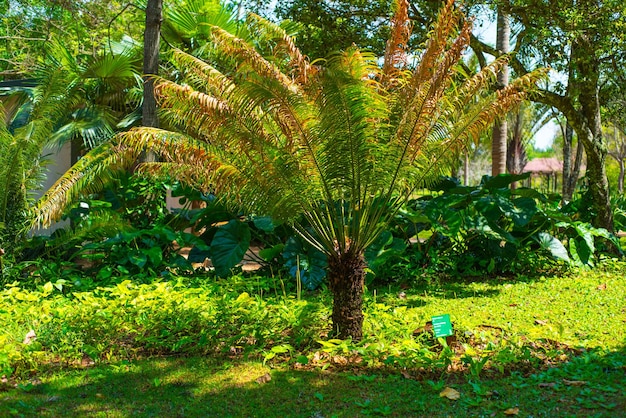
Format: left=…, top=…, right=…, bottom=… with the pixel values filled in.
left=327, top=251, right=366, bottom=341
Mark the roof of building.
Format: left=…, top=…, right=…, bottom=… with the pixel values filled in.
left=523, top=157, right=563, bottom=174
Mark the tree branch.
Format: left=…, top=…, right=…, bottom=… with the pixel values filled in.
left=533, top=88, right=585, bottom=136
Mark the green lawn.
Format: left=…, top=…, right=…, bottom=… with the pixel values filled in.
left=1, top=261, right=625, bottom=417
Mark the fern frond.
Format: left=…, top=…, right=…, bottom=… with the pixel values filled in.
left=382, top=0, right=413, bottom=86
left=33, top=142, right=137, bottom=228
left=410, top=0, right=460, bottom=88
left=246, top=13, right=313, bottom=84
left=210, top=26, right=298, bottom=93
left=169, top=48, right=234, bottom=97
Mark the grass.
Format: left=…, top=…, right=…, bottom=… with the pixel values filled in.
left=1, top=260, right=625, bottom=417
left=1, top=351, right=624, bottom=417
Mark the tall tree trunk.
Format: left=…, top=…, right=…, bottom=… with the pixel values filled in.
left=143, top=0, right=162, bottom=130
left=464, top=151, right=469, bottom=186
left=562, top=121, right=572, bottom=200
left=562, top=43, right=579, bottom=203
left=507, top=110, right=526, bottom=189
left=562, top=123, right=582, bottom=202
left=491, top=7, right=510, bottom=176
left=581, top=130, right=612, bottom=229
left=575, top=35, right=613, bottom=231
left=618, top=160, right=624, bottom=194
left=327, top=252, right=366, bottom=341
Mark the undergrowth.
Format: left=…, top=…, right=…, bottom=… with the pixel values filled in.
left=1, top=259, right=625, bottom=383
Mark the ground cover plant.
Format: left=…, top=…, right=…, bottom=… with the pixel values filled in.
left=1, top=260, right=625, bottom=416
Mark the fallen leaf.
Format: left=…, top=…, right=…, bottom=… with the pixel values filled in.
left=400, top=370, right=412, bottom=380
left=534, top=319, right=548, bottom=326
left=23, top=330, right=36, bottom=345
left=256, top=373, right=272, bottom=384
left=508, top=303, right=518, bottom=307
left=563, top=379, right=587, bottom=386
left=439, top=387, right=460, bottom=400
left=95, top=393, right=104, bottom=399
left=504, top=407, right=519, bottom=415
left=487, top=390, right=500, bottom=397
left=538, top=382, right=556, bottom=388
left=597, top=283, right=607, bottom=290
left=332, top=355, right=348, bottom=365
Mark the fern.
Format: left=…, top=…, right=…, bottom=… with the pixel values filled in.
left=34, top=0, right=546, bottom=339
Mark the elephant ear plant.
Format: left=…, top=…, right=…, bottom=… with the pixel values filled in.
left=35, top=0, right=545, bottom=340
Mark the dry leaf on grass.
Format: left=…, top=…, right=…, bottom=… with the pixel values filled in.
left=538, top=382, right=556, bottom=388
left=439, top=387, right=460, bottom=400
left=504, top=407, right=519, bottom=415
left=256, top=373, right=272, bottom=384
left=563, top=379, right=587, bottom=386
left=597, top=283, right=607, bottom=290
left=534, top=319, right=548, bottom=326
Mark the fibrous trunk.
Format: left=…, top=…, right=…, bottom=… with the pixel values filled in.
left=327, top=251, right=366, bottom=341
left=143, top=0, right=162, bottom=129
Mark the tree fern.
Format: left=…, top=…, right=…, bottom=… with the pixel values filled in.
left=35, top=0, right=545, bottom=339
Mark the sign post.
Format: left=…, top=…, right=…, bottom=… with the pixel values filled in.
left=432, top=314, right=453, bottom=338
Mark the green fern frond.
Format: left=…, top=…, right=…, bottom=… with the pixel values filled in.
left=246, top=13, right=312, bottom=82
left=33, top=142, right=137, bottom=228
left=169, top=49, right=234, bottom=96
left=210, top=26, right=298, bottom=93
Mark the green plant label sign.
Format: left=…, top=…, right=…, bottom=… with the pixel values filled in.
left=432, top=314, right=453, bottom=337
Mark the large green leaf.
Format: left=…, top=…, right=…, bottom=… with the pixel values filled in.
left=481, top=173, right=530, bottom=190
left=536, top=232, right=570, bottom=263
left=570, top=237, right=592, bottom=267
left=364, top=230, right=407, bottom=277
left=258, top=243, right=284, bottom=262
left=509, top=197, right=538, bottom=227
left=210, top=219, right=251, bottom=276
left=283, top=236, right=327, bottom=290
left=574, top=223, right=595, bottom=255
left=252, top=216, right=276, bottom=232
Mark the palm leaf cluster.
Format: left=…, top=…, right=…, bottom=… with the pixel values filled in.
left=0, top=66, right=74, bottom=249
left=0, top=37, right=142, bottom=251
left=35, top=0, right=547, bottom=339
left=39, top=38, right=143, bottom=150
left=37, top=0, right=544, bottom=260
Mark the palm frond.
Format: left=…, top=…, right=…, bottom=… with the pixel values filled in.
left=168, top=48, right=234, bottom=97
left=209, top=26, right=298, bottom=93
left=246, top=13, right=313, bottom=83
left=33, top=142, right=138, bottom=228
left=36, top=1, right=546, bottom=261
left=381, top=0, right=412, bottom=86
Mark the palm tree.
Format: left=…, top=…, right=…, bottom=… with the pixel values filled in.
left=491, top=5, right=510, bottom=176
left=42, top=38, right=143, bottom=156
left=35, top=0, right=544, bottom=340
left=0, top=37, right=141, bottom=254
left=1, top=68, right=72, bottom=252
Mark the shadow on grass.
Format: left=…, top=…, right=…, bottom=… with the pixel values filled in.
left=2, top=344, right=624, bottom=417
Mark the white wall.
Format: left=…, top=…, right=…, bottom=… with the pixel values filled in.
left=31, top=142, right=72, bottom=235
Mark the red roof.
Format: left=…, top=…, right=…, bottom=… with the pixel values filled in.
left=523, top=157, right=563, bottom=174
